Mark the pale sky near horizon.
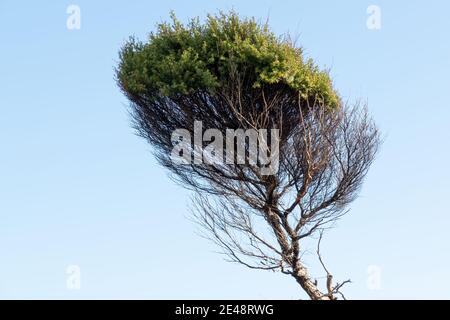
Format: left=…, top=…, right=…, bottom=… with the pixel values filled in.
left=1, top=0, right=450, bottom=299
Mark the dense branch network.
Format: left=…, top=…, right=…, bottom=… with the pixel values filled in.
left=122, top=71, right=379, bottom=299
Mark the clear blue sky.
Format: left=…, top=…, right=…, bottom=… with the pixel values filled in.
left=1, top=0, right=449, bottom=299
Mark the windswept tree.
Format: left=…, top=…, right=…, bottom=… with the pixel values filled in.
left=116, top=12, right=380, bottom=300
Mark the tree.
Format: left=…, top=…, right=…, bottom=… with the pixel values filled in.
left=116, top=11, right=380, bottom=300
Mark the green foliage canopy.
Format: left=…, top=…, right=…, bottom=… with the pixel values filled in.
left=117, top=11, right=340, bottom=108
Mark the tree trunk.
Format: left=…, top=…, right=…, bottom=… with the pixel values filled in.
left=292, top=263, right=330, bottom=300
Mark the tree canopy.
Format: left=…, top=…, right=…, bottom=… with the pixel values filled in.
left=117, top=11, right=339, bottom=108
